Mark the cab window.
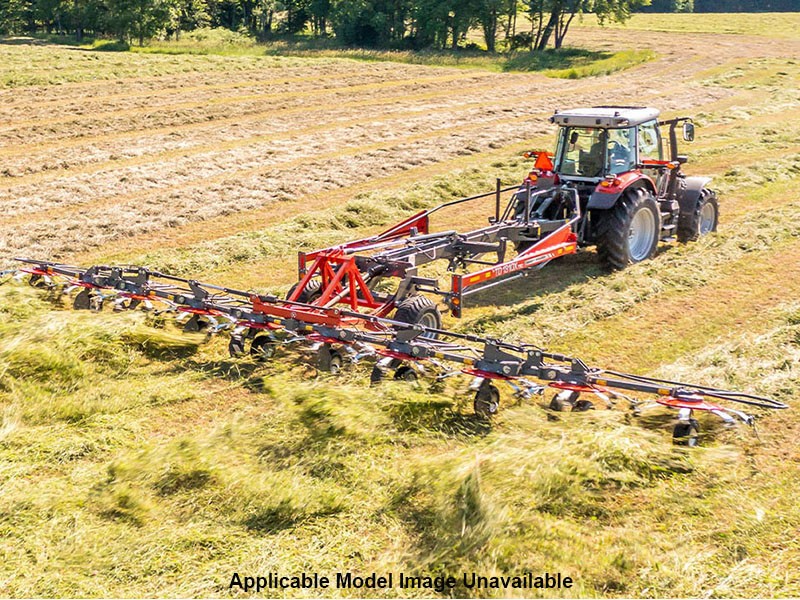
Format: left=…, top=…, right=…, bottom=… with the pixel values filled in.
left=606, top=127, right=636, bottom=175
left=638, top=120, right=662, bottom=161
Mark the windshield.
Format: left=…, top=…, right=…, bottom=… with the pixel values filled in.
left=555, top=126, right=638, bottom=178
left=555, top=127, right=606, bottom=178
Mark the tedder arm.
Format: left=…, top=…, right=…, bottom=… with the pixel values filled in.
left=9, top=258, right=787, bottom=443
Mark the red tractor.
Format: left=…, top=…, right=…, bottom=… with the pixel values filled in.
left=268, top=106, right=719, bottom=337
left=517, top=105, right=718, bottom=269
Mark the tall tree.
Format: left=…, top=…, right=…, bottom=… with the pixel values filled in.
left=105, top=0, right=175, bottom=44
left=476, top=0, right=504, bottom=52
left=0, top=0, right=33, bottom=33
left=537, top=0, right=649, bottom=50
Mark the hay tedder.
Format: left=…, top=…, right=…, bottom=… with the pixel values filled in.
left=4, top=107, right=786, bottom=444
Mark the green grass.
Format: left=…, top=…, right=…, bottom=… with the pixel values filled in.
left=2, top=281, right=798, bottom=597
left=126, top=27, right=654, bottom=76
left=576, top=11, right=800, bottom=40
left=499, top=47, right=653, bottom=78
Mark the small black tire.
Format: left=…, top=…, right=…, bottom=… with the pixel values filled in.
left=393, top=295, right=442, bottom=338
left=393, top=365, right=418, bottom=382
left=549, top=391, right=579, bottom=412
left=677, top=188, right=719, bottom=243
left=370, top=365, right=384, bottom=385
left=28, top=274, right=46, bottom=288
left=595, top=187, right=661, bottom=270
left=317, top=345, right=343, bottom=373
left=182, top=314, right=207, bottom=333
left=286, top=279, right=323, bottom=303
left=370, top=358, right=402, bottom=385
left=474, top=383, right=500, bottom=418
left=328, top=353, right=343, bottom=374
left=250, top=334, right=276, bottom=362
left=573, top=399, right=595, bottom=412
left=73, top=289, right=91, bottom=310
left=228, top=336, right=246, bottom=358
left=673, top=419, right=700, bottom=447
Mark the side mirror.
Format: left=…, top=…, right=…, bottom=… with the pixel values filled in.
left=682, top=122, right=695, bottom=142
left=569, top=131, right=579, bottom=145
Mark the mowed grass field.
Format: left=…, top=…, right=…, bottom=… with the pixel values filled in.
left=2, top=14, right=800, bottom=598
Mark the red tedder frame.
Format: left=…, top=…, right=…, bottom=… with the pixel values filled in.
left=284, top=180, right=581, bottom=320
left=450, top=222, right=578, bottom=317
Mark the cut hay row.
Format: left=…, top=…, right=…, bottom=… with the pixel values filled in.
left=0, top=71, right=497, bottom=136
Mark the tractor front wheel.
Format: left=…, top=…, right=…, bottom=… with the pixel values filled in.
left=595, top=188, right=661, bottom=270
left=677, top=188, right=719, bottom=243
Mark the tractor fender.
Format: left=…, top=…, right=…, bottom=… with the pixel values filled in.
left=677, top=176, right=713, bottom=214
left=587, top=172, right=657, bottom=210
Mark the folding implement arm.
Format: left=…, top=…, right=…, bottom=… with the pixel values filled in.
left=11, top=258, right=788, bottom=438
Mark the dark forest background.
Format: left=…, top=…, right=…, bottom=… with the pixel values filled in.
left=1, top=0, right=797, bottom=50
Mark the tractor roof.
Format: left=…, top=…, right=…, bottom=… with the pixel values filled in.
left=550, top=106, right=660, bottom=128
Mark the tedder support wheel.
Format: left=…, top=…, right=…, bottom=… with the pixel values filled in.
left=370, top=357, right=402, bottom=385
left=393, top=295, right=442, bottom=338
left=73, top=288, right=92, bottom=310
left=182, top=314, right=207, bottom=333
left=549, top=390, right=578, bottom=411
left=317, top=344, right=343, bottom=373
left=474, top=381, right=500, bottom=418
left=673, top=419, right=700, bottom=447
left=595, top=187, right=661, bottom=270
left=229, top=335, right=246, bottom=357
left=393, top=365, right=418, bottom=382
left=250, top=334, right=276, bottom=362
left=287, top=279, right=323, bottom=303
left=28, top=274, right=46, bottom=288
left=677, top=188, right=719, bottom=243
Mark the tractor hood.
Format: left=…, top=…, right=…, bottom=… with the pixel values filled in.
left=550, top=106, right=660, bottom=128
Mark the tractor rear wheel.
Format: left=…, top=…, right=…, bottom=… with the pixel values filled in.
left=677, top=188, right=719, bottom=243
left=595, top=187, right=661, bottom=270
left=393, top=295, right=442, bottom=337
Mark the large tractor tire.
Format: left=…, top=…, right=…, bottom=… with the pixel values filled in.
left=595, top=187, right=661, bottom=270
left=286, top=278, right=323, bottom=303
left=393, top=295, right=442, bottom=338
left=677, top=188, right=719, bottom=243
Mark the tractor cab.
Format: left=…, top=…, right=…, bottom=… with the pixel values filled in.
left=550, top=106, right=662, bottom=182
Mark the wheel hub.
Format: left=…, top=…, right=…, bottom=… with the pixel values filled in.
left=699, top=202, right=716, bottom=234
left=628, top=207, right=656, bottom=262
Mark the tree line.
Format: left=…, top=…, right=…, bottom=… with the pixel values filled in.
left=0, top=0, right=796, bottom=49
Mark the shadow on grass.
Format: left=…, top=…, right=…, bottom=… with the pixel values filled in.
left=386, top=394, right=494, bottom=438
left=0, top=34, right=94, bottom=46
left=460, top=251, right=602, bottom=316
left=172, top=356, right=262, bottom=382
left=503, top=47, right=612, bottom=72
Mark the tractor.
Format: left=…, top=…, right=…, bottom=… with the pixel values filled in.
left=515, top=106, right=718, bottom=269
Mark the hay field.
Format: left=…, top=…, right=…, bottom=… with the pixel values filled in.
left=2, top=15, right=800, bottom=598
